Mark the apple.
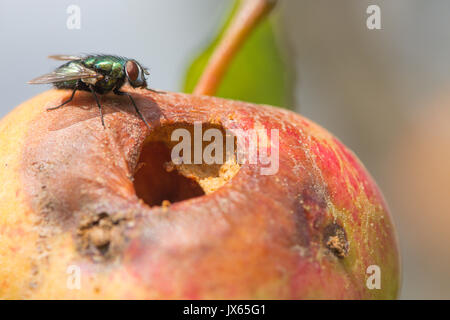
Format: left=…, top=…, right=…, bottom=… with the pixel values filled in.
left=0, top=88, right=399, bottom=299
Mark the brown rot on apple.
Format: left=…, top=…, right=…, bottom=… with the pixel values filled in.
left=0, top=88, right=399, bottom=299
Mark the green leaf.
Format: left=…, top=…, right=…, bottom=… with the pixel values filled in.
left=183, top=0, right=293, bottom=109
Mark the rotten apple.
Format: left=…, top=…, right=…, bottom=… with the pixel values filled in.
left=0, top=87, right=399, bottom=299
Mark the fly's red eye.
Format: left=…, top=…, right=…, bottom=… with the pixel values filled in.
left=126, top=61, right=139, bottom=82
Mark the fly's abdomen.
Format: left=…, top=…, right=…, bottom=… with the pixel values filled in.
left=54, top=79, right=78, bottom=89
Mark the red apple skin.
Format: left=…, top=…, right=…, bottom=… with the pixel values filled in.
left=0, top=88, right=399, bottom=299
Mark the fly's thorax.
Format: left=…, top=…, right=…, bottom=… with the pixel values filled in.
left=83, top=56, right=126, bottom=79
left=77, top=56, right=127, bottom=93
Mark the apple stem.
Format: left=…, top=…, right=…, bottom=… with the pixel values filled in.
left=193, top=0, right=277, bottom=96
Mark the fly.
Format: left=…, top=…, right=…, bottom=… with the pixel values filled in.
left=28, top=54, right=164, bottom=129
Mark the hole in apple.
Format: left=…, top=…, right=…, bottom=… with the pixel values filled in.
left=133, top=123, right=240, bottom=207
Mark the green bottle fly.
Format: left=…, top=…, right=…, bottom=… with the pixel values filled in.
left=28, top=54, right=163, bottom=128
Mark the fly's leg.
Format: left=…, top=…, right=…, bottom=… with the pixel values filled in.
left=47, top=83, right=79, bottom=110
left=144, top=87, right=166, bottom=94
left=114, top=89, right=151, bottom=129
left=89, top=85, right=105, bottom=128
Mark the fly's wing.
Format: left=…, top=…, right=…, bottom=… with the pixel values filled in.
left=28, top=62, right=100, bottom=84
left=48, top=54, right=83, bottom=61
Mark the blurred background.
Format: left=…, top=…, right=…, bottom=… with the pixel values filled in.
left=1, top=0, right=450, bottom=299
